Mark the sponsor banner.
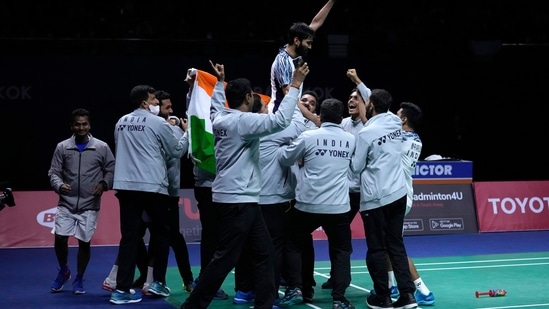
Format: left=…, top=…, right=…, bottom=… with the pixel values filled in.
left=404, top=184, right=478, bottom=235
left=0, top=189, right=367, bottom=248
left=0, top=190, right=201, bottom=248
left=474, top=181, right=549, bottom=232
left=3, top=182, right=484, bottom=247
left=0, top=190, right=120, bottom=248
left=413, top=160, right=473, bottom=184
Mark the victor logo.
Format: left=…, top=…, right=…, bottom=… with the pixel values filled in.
left=414, top=164, right=453, bottom=176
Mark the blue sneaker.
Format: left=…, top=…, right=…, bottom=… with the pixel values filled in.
left=51, top=266, right=71, bottom=292
left=72, top=276, right=85, bottom=294
left=233, top=290, right=255, bottom=304
left=148, top=281, right=171, bottom=297
left=414, top=290, right=435, bottom=306
left=277, top=288, right=303, bottom=308
left=110, top=290, right=142, bottom=304
left=390, top=286, right=400, bottom=299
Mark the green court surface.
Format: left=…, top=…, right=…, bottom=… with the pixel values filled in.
left=164, top=251, right=549, bottom=309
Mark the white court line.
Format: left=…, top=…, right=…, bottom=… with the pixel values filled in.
left=413, top=256, right=549, bottom=266
left=312, top=272, right=423, bottom=308
left=346, top=262, right=549, bottom=274
left=309, top=256, right=549, bottom=308
left=314, top=256, right=549, bottom=271
left=475, top=304, right=549, bottom=308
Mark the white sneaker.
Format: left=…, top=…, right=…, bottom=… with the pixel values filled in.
left=102, top=277, right=116, bottom=292
left=142, top=282, right=153, bottom=296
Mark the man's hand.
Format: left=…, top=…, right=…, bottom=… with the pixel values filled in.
left=347, top=68, right=362, bottom=85
left=92, top=182, right=106, bottom=196
left=290, top=62, right=310, bottom=88
left=209, top=60, right=225, bottom=82
left=59, top=183, right=71, bottom=195
left=185, top=68, right=197, bottom=93
left=180, top=118, right=188, bottom=132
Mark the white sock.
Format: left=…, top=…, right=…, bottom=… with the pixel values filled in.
left=388, top=271, right=396, bottom=287
left=107, top=265, right=118, bottom=281
left=414, top=277, right=431, bottom=295
left=145, top=266, right=154, bottom=285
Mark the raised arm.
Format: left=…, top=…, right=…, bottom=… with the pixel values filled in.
left=209, top=60, right=226, bottom=118
left=185, top=68, right=195, bottom=110
left=347, top=68, right=371, bottom=124
left=299, top=101, right=321, bottom=127
left=309, top=0, right=337, bottom=31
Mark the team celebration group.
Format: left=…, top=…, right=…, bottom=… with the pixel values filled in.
left=47, top=1, right=436, bottom=308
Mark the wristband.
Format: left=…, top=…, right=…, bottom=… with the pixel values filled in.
left=290, top=84, right=300, bottom=89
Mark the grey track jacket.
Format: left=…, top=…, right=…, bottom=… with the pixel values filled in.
left=351, top=112, right=407, bottom=211
left=210, top=81, right=298, bottom=203
left=278, top=123, right=356, bottom=214
left=48, top=134, right=115, bottom=212
left=259, top=105, right=306, bottom=204
left=113, top=108, right=188, bottom=195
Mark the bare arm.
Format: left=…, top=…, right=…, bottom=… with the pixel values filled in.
left=299, top=103, right=321, bottom=127
left=309, top=0, right=337, bottom=31
left=281, top=88, right=321, bottom=127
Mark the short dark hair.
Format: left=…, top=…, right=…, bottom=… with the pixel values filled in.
left=400, top=102, right=423, bottom=130
left=351, top=87, right=366, bottom=101
left=301, top=90, right=320, bottom=113
left=252, top=93, right=264, bottom=113
left=369, top=89, right=392, bottom=114
left=130, top=85, right=156, bottom=108
left=71, top=108, right=90, bottom=124
left=320, top=98, right=344, bottom=124
left=287, top=22, right=315, bottom=45
left=225, top=78, right=253, bottom=109
left=154, top=90, right=171, bottom=107
left=301, top=90, right=319, bottom=102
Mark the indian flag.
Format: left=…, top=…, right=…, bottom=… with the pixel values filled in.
left=186, top=68, right=270, bottom=174
left=187, top=69, right=220, bottom=174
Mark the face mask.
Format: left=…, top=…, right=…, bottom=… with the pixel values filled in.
left=148, top=104, right=160, bottom=116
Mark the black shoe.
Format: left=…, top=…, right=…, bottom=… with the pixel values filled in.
left=321, top=279, right=333, bottom=289
left=302, top=287, right=314, bottom=303
left=366, top=293, right=393, bottom=309
left=392, top=293, right=417, bottom=309
left=333, top=300, right=355, bottom=309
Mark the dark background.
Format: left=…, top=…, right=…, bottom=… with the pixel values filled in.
left=1, top=0, right=548, bottom=190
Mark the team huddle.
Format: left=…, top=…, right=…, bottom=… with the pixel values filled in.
left=47, top=1, right=435, bottom=309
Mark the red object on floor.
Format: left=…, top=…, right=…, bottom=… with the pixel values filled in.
left=475, top=289, right=507, bottom=298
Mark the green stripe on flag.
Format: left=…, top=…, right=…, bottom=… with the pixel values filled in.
left=190, top=115, right=216, bottom=174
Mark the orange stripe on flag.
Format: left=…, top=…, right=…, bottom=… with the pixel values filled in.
left=196, top=69, right=270, bottom=107
left=255, top=93, right=271, bottom=105
left=195, top=70, right=218, bottom=97
left=195, top=70, right=229, bottom=107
